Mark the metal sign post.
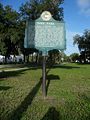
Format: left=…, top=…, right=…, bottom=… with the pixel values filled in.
left=42, top=56, right=46, bottom=97
left=24, top=11, right=66, bottom=98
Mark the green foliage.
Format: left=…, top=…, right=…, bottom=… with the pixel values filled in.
left=0, top=0, right=64, bottom=63
left=19, top=0, right=64, bottom=62
left=20, top=0, right=64, bottom=20
left=0, top=39, right=7, bottom=55
left=73, top=30, right=90, bottom=63
left=0, top=3, right=25, bottom=58
left=0, top=63, right=90, bottom=120
left=73, top=30, right=90, bottom=51
left=48, top=50, right=61, bottom=64
left=70, top=53, right=79, bottom=62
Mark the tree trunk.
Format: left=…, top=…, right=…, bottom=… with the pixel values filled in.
left=84, top=50, right=86, bottom=63
left=24, top=53, right=26, bottom=63
left=36, top=53, right=38, bottom=64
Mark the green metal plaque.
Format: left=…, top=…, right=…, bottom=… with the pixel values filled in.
left=24, top=11, right=66, bottom=55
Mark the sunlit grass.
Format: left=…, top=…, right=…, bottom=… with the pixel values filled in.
left=0, top=63, right=90, bottom=120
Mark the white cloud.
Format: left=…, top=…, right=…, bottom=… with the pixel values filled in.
left=78, top=0, right=90, bottom=8
left=77, top=0, right=90, bottom=16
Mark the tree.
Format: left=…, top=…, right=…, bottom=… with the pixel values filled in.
left=73, top=30, right=90, bottom=63
left=20, top=0, right=64, bottom=63
left=0, top=3, right=25, bottom=62
left=20, top=0, right=64, bottom=21
left=0, top=3, right=7, bottom=56
left=70, top=53, right=79, bottom=62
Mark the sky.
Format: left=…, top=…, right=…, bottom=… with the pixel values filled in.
left=1, top=0, right=90, bottom=55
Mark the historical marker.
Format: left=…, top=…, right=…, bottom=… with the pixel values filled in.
left=24, top=11, right=66, bottom=97
left=24, top=11, right=66, bottom=55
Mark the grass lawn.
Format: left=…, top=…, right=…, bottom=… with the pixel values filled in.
left=0, top=63, right=90, bottom=120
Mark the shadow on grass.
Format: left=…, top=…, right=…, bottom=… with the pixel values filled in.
left=7, top=79, right=42, bottom=120
left=0, top=67, right=39, bottom=79
left=52, top=65, right=80, bottom=69
left=41, top=107, right=60, bottom=120
left=0, top=70, right=27, bottom=79
left=41, top=93, right=90, bottom=120
left=0, top=86, right=12, bottom=91
left=46, top=74, right=60, bottom=95
left=0, top=63, right=40, bottom=69
left=47, top=74, right=60, bottom=81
